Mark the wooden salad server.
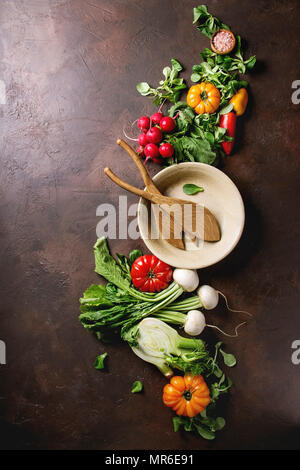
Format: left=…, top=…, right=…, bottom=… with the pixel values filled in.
left=116, top=139, right=185, bottom=250
left=104, top=166, right=221, bottom=243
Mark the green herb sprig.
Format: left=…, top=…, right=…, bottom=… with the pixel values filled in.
left=136, top=59, right=187, bottom=106
left=193, top=4, right=230, bottom=38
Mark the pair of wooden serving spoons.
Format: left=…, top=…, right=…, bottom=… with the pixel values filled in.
left=104, top=139, right=221, bottom=250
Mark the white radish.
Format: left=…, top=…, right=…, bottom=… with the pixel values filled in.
left=198, top=285, right=252, bottom=316
left=197, top=285, right=219, bottom=310
left=184, top=309, right=246, bottom=338
left=173, top=269, right=199, bottom=292
left=184, top=310, right=206, bottom=335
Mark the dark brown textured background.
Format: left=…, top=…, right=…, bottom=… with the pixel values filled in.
left=0, top=0, right=300, bottom=450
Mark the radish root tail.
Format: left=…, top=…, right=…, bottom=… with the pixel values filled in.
left=122, top=127, right=138, bottom=142
left=217, top=291, right=253, bottom=317
left=206, top=321, right=247, bottom=338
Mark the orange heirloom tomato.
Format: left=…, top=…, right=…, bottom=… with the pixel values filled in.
left=162, top=374, right=210, bottom=418
left=187, top=82, right=220, bottom=114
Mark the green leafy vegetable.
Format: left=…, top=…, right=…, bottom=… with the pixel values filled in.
left=129, top=249, right=142, bottom=265
left=192, top=7, right=256, bottom=106
left=219, top=103, right=234, bottom=115
left=183, top=183, right=204, bottom=195
left=136, top=58, right=187, bottom=106
left=94, top=238, right=131, bottom=292
left=163, top=101, right=233, bottom=165
left=173, top=409, right=226, bottom=440
left=131, top=380, right=143, bottom=393
left=193, top=5, right=230, bottom=38
left=94, top=352, right=107, bottom=370
left=79, top=238, right=184, bottom=337
left=220, top=347, right=237, bottom=367
left=80, top=240, right=237, bottom=441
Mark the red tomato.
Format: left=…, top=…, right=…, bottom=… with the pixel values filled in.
left=131, top=255, right=173, bottom=292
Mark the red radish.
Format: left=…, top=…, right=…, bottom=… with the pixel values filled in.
left=144, top=143, right=160, bottom=164
left=146, top=126, right=163, bottom=144
left=137, top=145, right=145, bottom=157
left=138, top=133, right=148, bottom=146
left=160, top=116, right=176, bottom=133
left=151, top=112, right=163, bottom=125
left=138, top=116, right=150, bottom=132
left=159, top=142, right=174, bottom=158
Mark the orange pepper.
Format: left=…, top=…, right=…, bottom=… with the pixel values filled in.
left=162, top=374, right=210, bottom=418
left=230, top=88, right=248, bottom=116
left=187, top=82, right=220, bottom=114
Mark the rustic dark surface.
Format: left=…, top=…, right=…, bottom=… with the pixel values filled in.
left=0, top=0, right=300, bottom=451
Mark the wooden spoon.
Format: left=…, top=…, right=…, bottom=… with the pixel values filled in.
left=104, top=167, right=221, bottom=242
left=116, top=139, right=185, bottom=250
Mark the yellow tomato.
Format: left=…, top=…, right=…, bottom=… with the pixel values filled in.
left=187, top=82, right=220, bottom=114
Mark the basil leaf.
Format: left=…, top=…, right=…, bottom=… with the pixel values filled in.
left=94, top=352, right=107, bottom=370
left=131, top=380, right=143, bottom=393
left=183, top=183, right=204, bottom=195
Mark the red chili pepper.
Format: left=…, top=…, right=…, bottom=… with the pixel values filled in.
left=131, top=255, right=173, bottom=293
left=220, top=112, right=237, bottom=156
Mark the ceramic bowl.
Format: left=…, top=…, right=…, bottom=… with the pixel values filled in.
left=210, top=29, right=236, bottom=55
left=137, top=162, right=245, bottom=269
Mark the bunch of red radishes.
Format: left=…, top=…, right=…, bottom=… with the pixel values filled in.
left=135, top=112, right=177, bottom=164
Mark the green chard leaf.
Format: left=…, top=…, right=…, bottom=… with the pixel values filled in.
left=94, top=238, right=131, bottom=291
left=80, top=284, right=112, bottom=307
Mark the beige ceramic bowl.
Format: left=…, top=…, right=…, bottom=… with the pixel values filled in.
left=137, top=162, right=245, bottom=269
